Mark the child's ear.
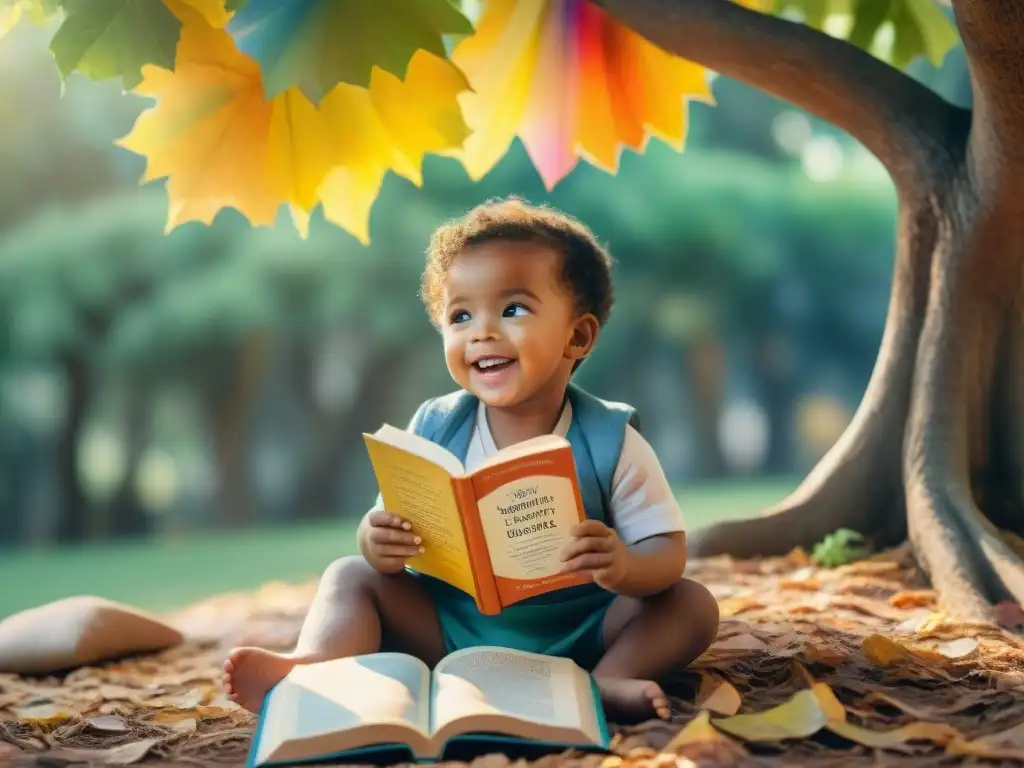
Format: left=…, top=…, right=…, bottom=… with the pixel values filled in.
left=566, top=314, right=599, bottom=361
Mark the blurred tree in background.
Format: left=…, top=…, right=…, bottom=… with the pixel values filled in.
left=0, top=16, right=969, bottom=550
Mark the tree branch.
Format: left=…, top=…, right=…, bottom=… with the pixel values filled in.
left=592, top=0, right=965, bottom=191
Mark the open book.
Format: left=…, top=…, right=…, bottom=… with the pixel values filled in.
left=247, top=647, right=610, bottom=766
left=363, top=425, right=591, bottom=615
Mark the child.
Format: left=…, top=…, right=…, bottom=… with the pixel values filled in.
left=223, top=197, right=720, bottom=723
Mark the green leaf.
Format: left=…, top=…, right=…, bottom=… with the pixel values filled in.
left=50, top=0, right=181, bottom=89
left=811, top=528, right=870, bottom=568
left=895, top=0, right=960, bottom=67
left=771, top=0, right=958, bottom=69
left=225, top=0, right=474, bottom=103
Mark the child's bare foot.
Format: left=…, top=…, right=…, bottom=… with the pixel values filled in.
left=223, top=647, right=298, bottom=713
left=595, top=677, right=671, bottom=722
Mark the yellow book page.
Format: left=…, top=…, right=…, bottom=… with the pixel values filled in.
left=365, top=437, right=477, bottom=597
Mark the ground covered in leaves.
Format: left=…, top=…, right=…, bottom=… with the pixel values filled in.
left=2, top=545, right=1024, bottom=767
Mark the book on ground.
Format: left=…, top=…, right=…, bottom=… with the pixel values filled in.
left=247, top=647, right=611, bottom=766
left=363, top=425, right=590, bottom=615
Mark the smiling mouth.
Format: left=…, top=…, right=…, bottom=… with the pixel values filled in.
left=472, top=357, right=516, bottom=373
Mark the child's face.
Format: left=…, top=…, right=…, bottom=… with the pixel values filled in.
left=440, top=240, right=595, bottom=409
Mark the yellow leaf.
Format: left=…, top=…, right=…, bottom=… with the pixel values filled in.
left=830, top=720, right=962, bottom=751
left=861, top=633, right=945, bottom=667
left=315, top=49, right=470, bottom=244
left=810, top=682, right=846, bottom=723
left=664, top=712, right=727, bottom=751
left=948, top=722, right=1024, bottom=761
left=163, top=0, right=233, bottom=28
left=450, top=0, right=712, bottom=189
left=116, top=20, right=284, bottom=231
left=696, top=675, right=741, bottom=716
left=713, top=689, right=827, bottom=742
left=0, top=0, right=57, bottom=40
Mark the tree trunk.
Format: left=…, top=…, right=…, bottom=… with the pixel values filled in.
left=209, top=335, right=271, bottom=529
left=295, top=339, right=422, bottom=518
left=594, top=0, right=1024, bottom=620
left=682, top=333, right=727, bottom=478
left=54, top=353, right=91, bottom=543
left=106, top=379, right=152, bottom=539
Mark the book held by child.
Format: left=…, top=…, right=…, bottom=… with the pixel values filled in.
left=247, top=647, right=611, bottom=766
left=363, top=425, right=591, bottom=615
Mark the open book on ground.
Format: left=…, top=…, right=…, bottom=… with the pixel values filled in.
left=364, top=425, right=591, bottom=615
left=247, top=647, right=611, bottom=766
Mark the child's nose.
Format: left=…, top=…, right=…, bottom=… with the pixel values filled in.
left=470, top=313, right=500, bottom=341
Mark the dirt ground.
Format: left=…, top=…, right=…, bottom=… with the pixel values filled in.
left=2, top=544, right=1024, bottom=767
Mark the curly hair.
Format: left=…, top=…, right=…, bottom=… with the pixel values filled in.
left=420, top=196, right=614, bottom=328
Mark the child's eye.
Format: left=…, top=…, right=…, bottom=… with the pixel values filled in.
left=450, top=309, right=470, bottom=324
left=502, top=303, right=529, bottom=318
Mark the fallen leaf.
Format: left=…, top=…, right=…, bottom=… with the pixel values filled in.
left=861, top=634, right=945, bottom=667
left=714, top=690, right=827, bottom=743
left=889, top=589, right=936, bottom=608
left=947, top=721, right=1024, bottom=760
left=787, top=593, right=832, bottom=614
left=836, top=560, right=902, bottom=579
left=86, top=715, right=129, bottom=733
left=829, top=720, right=962, bottom=752
left=664, top=711, right=729, bottom=751
left=14, top=703, right=78, bottom=731
left=696, top=676, right=741, bottom=716
left=809, top=682, right=846, bottom=723
left=40, top=737, right=162, bottom=766
left=937, top=637, right=979, bottom=659
left=710, top=634, right=768, bottom=653
left=716, top=597, right=763, bottom=618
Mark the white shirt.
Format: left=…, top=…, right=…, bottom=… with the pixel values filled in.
left=373, top=400, right=686, bottom=545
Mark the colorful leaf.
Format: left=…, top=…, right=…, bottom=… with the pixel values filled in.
left=50, top=0, right=181, bottom=88
left=664, top=711, right=730, bottom=750
left=117, top=18, right=469, bottom=242
left=696, top=674, right=742, bottom=716
left=225, top=0, right=473, bottom=102
left=115, top=20, right=286, bottom=230
left=312, top=49, right=471, bottom=243
left=713, top=689, right=828, bottom=742
left=448, top=0, right=716, bottom=190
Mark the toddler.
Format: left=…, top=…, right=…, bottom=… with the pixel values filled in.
left=224, top=198, right=719, bottom=723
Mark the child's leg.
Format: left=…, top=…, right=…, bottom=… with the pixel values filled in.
left=595, top=578, right=719, bottom=722
left=223, top=556, right=447, bottom=712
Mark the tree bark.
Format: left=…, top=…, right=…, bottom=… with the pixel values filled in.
left=592, top=0, right=1024, bottom=618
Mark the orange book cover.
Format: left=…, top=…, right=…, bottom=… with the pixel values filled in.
left=363, top=426, right=590, bottom=616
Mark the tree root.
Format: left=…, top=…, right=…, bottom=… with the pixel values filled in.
left=689, top=192, right=1024, bottom=620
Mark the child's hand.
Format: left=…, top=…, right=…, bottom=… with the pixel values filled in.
left=363, top=510, right=425, bottom=574
left=559, top=519, right=630, bottom=591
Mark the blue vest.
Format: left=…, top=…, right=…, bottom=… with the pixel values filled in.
left=405, top=382, right=640, bottom=665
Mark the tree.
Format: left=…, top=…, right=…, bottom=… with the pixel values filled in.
left=7, top=0, right=1019, bottom=618
left=586, top=0, right=1024, bottom=621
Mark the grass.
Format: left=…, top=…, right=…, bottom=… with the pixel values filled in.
left=0, top=477, right=798, bottom=619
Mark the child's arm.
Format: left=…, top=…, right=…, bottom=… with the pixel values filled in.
left=559, top=522, right=685, bottom=597
left=559, top=424, right=689, bottom=596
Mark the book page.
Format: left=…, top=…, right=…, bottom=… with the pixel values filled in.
left=255, top=654, right=432, bottom=766
left=430, top=647, right=602, bottom=747
left=364, top=434, right=478, bottom=598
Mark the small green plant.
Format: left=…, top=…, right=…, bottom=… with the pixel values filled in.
left=811, top=528, right=870, bottom=568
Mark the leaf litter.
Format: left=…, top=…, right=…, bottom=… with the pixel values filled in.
left=1, top=545, right=1023, bottom=766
